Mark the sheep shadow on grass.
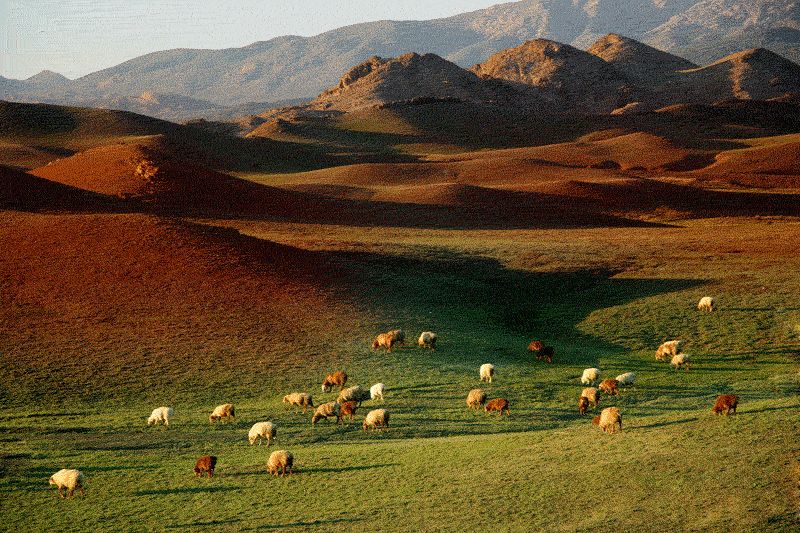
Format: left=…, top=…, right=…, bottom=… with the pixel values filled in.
left=135, top=486, right=240, bottom=496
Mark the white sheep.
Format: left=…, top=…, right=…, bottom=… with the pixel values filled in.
left=282, top=392, right=314, bottom=412
left=49, top=469, right=85, bottom=498
left=655, top=340, right=681, bottom=361
left=363, top=408, right=390, bottom=431
left=147, top=406, right=173, bottom=426
left=417, top=331, right=437, bottom=350
left=248, top=421, right=277, bottom=446
left=580, top=368, right=601, bottom=385
left=480, top=363, right=495, bottom=383
left=370, top=383, right=385, bottom=401
left=336, top=386, right=371, bottom=406
left=615, top=372, right=636, bottom=386
left=697, top=296, right=715, bottom=312
left=671, top=353, right=691, bottom=371
left=267, top=450, right=293, bottom=477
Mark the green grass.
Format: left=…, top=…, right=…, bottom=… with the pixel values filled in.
left=2, top=218, right=799, bottom=530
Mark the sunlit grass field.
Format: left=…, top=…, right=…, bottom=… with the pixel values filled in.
left=2, top=217, right=799, bottom=531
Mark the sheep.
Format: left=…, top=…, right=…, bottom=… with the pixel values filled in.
left=283, top=392, right=314, bottom=412
left=209, top=403, right=235, bottom=423
left=536, top=346, right=555, bottom=364
left=370, top=383, right=385, bottom=401
left=388, top=329, right=406, bottom=345
left=321, top=371, right=348, bottom=392
left=417, top=331, right=437, bottom=350
left=363, top=408, right=389, bottom=431
left=337, top=386, right=371, bottom=406
left=598, top=379, right=619, bottom=396
left=485, top=398, right=510, bottom=416
left=581, top=368, right=601, bottom=386
left=527, top=340, right=544, bottom=352
left=49, top=469, right=85, bottom=498
left=480, top=363, right=495, bottom=383
left=248, top=422, right=277, bottom=446
left=147, top=406, right=173, bottom=426
left=712, top=394, right=739, bottom=416
left=194, top=455, right=217, bottom=478
left=311, top=401, right=342, bottom=425
left=267, top=450, right=293, bottom=477
left=466, top=388, right=487, bottom=409
left=698, top=296, right=715, bottom=312
left=581, top=387, right=599, bottom=407
left=671, top=353, right=691, bottom=371
left=578, top=396, right=589, bottom=415
left=339, top=401, right=359, bottom=420
left=372, top=329, right=406, bottom=352
left=592, top=407, right=622, bottom=434
left=656, top=340, right=681, bottom=361
left=615, top=372, right=636, bottom=387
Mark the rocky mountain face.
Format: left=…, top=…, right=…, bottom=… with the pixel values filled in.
left=0, top=0, right=797, bottom=119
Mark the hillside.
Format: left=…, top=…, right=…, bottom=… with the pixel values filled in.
left=2, top=0, right=798, bottom=110
left=470, top=38, right=637, bottom=113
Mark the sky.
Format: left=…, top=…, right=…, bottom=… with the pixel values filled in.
left=0, top=0, right=502, bottom=80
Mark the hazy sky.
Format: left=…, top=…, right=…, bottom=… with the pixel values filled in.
left=0, top=0, right=502, bottom=80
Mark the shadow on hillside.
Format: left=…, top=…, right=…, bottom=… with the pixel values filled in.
left=135, top=486, right=240, bottom=496
left=635, top=416, right=699, bottom=429
left=300, top=463, right=399, bottom=474
left=255, top=518, right=364, bottom=530
left=165, top=519, right=242, bottom=530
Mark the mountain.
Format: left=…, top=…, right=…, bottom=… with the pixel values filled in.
left=24, top=70, right=71, bottom=90
left=587, top=33, right=697, bottom=87
left=471, top=38, right=637, bottom=113
left=1, top=0, right=798, bottom=112
left=311, top=52, right=536, bottom=111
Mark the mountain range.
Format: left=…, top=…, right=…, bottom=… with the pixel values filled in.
left=1, top=0, right=799, bottom=121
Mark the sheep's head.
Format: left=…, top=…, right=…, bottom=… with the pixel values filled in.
left=208, top=415, right=216, bottom=423
left=371, top=339, right=380, bottom=349
left=282, top=396, right=289, bottom=404
left=48, top=476, right=56, bottom=486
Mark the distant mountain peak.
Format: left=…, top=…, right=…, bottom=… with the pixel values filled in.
left=25, top=70, right=70, bottom=86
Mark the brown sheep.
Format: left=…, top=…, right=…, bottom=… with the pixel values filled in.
left=321, top=371, right=348, bottom=393
left=267, top=450, right=293, bottom=477
left=536, top=346, right=555, bottom=363
left=485, top=398, right=510, bottom=416
left=194, top=455, right=217, bottom=478
left=712, top=394, right=739, bottom=416
left=655, top=340, right=680, bottom=361
left=311, top=401, right=342, bottom=425
left=578, top=396, right=589, bottom=415
left=283, top=392, right=314, bottom=412
left=466, top=389, right=487, bottom=409
left=598, top=379, right=619, bottom=396
left=527, top=340, right=544, bottom=352
left=372, top=333, right=398, bottom=352
left=339, top=401, right=359, bottom=421
left=209, top=403, right=235, bottom=423
left=581, top=387, right=599, bottom=407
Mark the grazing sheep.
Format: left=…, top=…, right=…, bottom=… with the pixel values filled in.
left=49, top=469, right=85, bottom=498
left=209, top=403, right=235, bottom=423
left=370, top=383, right=386, bottom=401
left=248, top=422, right=277, bottom=446
left=593, top=407, right=622, bottom=434
left=147, top=406, right=173, bottom=426
left=536, top=346, right=555, bottom=364
left=578, top=396, right=589, bottom=415
left=339, top=401, right=359, bottom=420
left=337, top=386, right=371, bottom=406
left=712, top=394, right=739, bottom=416
left=267, top=450, right=294, bottom=477
left=372, top=329, right=405, bottom=352
left=655, top=340, right=681, bottom=361
left=485, top=398, right=510, bottom=416
left=283, top=392, right=314, bottom=412
left=615, top=372, right=636, bottom=387
left=311, top=401, right=342, bottom=425
left=527, top=340, right=544, bottom=352
left=598, top=379, right=620, bottom=396
left=321, top=371, right=348, bottom=393
left=698, top=296, right=715, bottom=312
left=581, top=387, right=599, bottom=407
left=480, top=363, right=495, bottom=383
left=671, top=353, right=691, bottom=371
left=194, top=455, right=217, bottom=478
left=363, top=408, right=390, bottom=431
left=466, top=388, right=487, bottom=409
left=581, top=368, right=601, bottom=386
left=417, top=331, right=437, bottom=350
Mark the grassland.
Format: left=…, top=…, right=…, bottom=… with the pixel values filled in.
left=2, top=215, right=799, bottom=531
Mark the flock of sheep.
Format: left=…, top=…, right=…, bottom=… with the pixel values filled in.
left=48, top=297, right=738, bottom=498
